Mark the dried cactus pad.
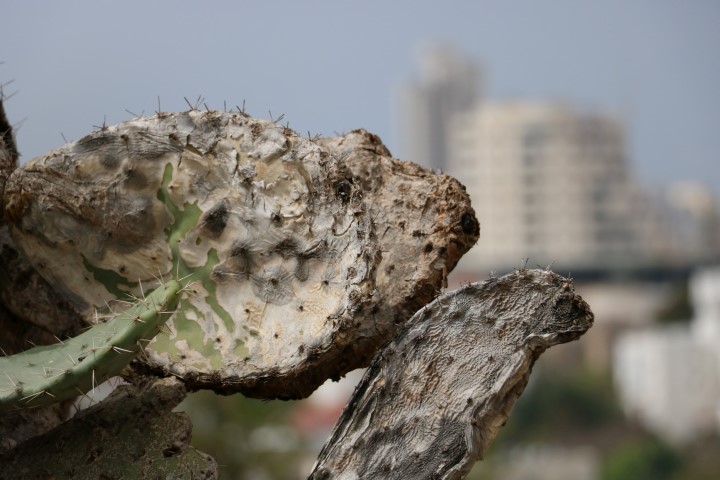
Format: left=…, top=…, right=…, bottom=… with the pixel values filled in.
left=319, top=130, right=479, bottom=366
left=4, top=110, right=381, bottom=398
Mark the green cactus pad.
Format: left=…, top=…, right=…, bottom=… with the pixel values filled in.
left=0, top=280, right=182, bottom=410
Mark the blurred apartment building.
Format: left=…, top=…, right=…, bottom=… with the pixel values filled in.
left=613, top=266, right=720, bottom=444
left=397, top=45, right=481, bottom=172
left=449, top=101, right=651, bottom=274
left=399, top=48, right=720, bottom=275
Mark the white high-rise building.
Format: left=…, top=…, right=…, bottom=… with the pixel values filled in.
left=398, top=48, right=714, bottom=274
left=447, top=101, right=662, bottom=274
left=398, top=46, right=481, bottom=171
left=613, top=267, right=720, bottom=444
left=662, top=182, right=720, bottom=265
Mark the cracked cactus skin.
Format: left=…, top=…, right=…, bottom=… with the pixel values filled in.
left=4, top=110, right=380, bottom=398
left=319, top=131, right=480, bottom=368
left=0, top=280, right=182, bottom=410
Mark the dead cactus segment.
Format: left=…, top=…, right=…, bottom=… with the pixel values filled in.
left=0, top=99, right=19, bottom=220
left=311, top=269, right=593, bottom=479
left=0, top=377, right=218, bottom=479
left=318, top=130, right=479, bottom=365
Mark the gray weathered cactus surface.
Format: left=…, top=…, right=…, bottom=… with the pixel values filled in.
left=0, top=377, right=218, bottom=479
left=319, top=131, right=479, bottom=358
left=2, top=110, right=478, bottom=399
left=310, top=269, right=593, bottom=480
left=0, top=98, right=83, bottom=340
left=0, top=98, right=17, bottom=218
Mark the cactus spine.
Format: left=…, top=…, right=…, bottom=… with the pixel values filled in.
left=0, top=279, right=183, bottom=410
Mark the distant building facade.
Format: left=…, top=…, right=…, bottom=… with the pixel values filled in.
left=448, top=101, right=657, bottom=273
left=399, top=46, right=719, bottom=275
left=398, top=46, right=481, bottom=171
left=661, top=182, right=720, bottom=266
left=613, top=266, right=720, bottom=444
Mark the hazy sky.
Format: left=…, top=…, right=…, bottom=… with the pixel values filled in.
left=3, top=1, right=719, bottom=195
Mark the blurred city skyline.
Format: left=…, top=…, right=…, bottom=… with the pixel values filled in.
left=400, top=47, right=719, bottom=275
left=2, top=1, right=719, bottom=197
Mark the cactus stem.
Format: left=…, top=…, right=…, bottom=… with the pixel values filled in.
left=0, top=279, right=183, bottom=410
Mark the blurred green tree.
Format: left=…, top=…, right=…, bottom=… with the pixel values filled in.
left=602, top=438, right=683, bottom=480
left=181, top=391, right=308, bottom=480
left=497, top=368, right=623, bottom=444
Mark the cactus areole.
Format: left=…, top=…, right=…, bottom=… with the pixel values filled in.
left=3, top=110, right=478, bottom=398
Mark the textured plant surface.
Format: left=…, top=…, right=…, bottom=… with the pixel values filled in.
left=0, top=377, right=218, bottom=479
left=310, top=269, right=594, bottom=480
left=0, top=96, right=83, bottom=340
left=0, top=279, right=182, bottom=410
left=3, top=110, right=478, bottom=399
left=319, top=131, right=479, bottom=366
left=0, top=97, right=603, bottom=480
left=0, top=98, right=17, bottom=220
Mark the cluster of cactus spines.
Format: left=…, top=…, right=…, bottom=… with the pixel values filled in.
left=4, top=109, right=380, bottom=398
left=0, top=279, right=182, bottom=410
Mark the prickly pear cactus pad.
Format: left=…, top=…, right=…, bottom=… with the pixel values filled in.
left=0, top=280, right=182, bottom=410
left=320, top=131, right=479, bottom=365
left=310, top=270, right=593, bottom=479
left=3, top=110, right=380, bottom=398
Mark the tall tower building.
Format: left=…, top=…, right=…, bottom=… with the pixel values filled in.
left=449, top=101, right=649, bottom=273
left=398, top=46, right=481, bottom=171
